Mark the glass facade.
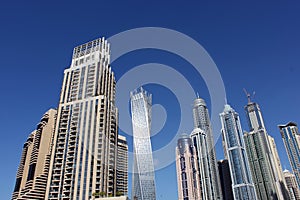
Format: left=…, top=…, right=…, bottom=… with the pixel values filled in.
left=191, top=98, right=222, bottom=200
left=279, top=122, right=300, bottom=191
left=244, top=101, right=280, bottom=200
left=131, top=88, right=156, bottom=200
left=220, top=104, right=257, bottom=200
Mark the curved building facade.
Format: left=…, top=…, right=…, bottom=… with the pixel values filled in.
left=131, top=88, right=156, bottom=200
left=191, top=98, right=222, bottom=200
left=176, top=135, right=201, bottom=200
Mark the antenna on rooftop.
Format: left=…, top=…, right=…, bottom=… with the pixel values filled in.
left=243, top=88, right=252, bottom=103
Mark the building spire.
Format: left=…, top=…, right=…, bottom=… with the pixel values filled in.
left=243, top=88, right=252, bottom=103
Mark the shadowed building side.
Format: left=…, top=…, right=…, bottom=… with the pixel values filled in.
left=12, top=109, right=57, bottom=200
left=218, top=159, right=234, bottom=200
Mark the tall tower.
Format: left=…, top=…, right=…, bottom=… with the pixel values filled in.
left=191, top=97, right=222, bottom=200
left=12, top=109, right=57, bottom=200
left=243, top=95, right=283, bottom=200
left=278, top=122, right=300, bottom=191
left=220, top=104, right=257, bottom=200
left=46, top=38, right=119, bottom=200
left=176, top=135, right=201, bottom=200
left=116, top=135, right=128, bottom=196
left=131, top=88, right=156, bottom=200
left=283, top=169, right=300, bottom=200
left=268, top=135, right=290, bottom=199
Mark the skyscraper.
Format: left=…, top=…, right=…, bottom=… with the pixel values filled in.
left=220, top=104, right=257, bottom=200
left=268, top=135, right=290, bottom=199
left=46, top=38, right=119, bottom=199
left=283, top=169, right=300, bottom=200
left=176, top=135, right=201, bottom=200
left=131, top=88, right=156, bottom=200
left=191, top=97, right=222, bottom=200
left=218, top=159, right=234, bottom=200
left=279, top=122, right=300, bottom=190
left=116, top=135, right=128, bottom=196
left=12, top=109, right=57, bottom=200
left=243, top=97, right=282, bottom=200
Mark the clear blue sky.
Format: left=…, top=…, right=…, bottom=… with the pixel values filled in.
left=1, top=1, right=300, bottom=199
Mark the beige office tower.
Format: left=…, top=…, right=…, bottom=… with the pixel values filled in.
left=283, top=170, right=300, bottom=200
left=268, top=135, right=290, bottom=199
left=116, top=135, right=128, bottom=196
left=12, top=109, right=57, bottom=200
left=176, top=135, right=201, bottom=200
left=46, top=38, right=119, bottom=199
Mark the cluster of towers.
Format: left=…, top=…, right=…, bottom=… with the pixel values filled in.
left=176, top=94, right=300, bottom=200
left=12, top=38, right=131, bottom=200
left=11, top=37, right=300, bottom=200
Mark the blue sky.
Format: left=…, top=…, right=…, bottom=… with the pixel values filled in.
left=1, top=1, right=300, bottom=199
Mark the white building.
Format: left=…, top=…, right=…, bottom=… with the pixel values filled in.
left=131, top=88, right=156, bottom=200
left=46, top=38, right=119, bottom=199
left=191, top=97, right=222, bottom=200
left=220, top=104, right=257, bottom=200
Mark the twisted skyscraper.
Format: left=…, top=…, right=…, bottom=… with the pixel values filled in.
left=131, top=88, right=156, bottom=200
left=191, top=97, right=222, bottom=200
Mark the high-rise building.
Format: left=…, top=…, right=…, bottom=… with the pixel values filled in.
left=218, top=159, right=234, bottom=200
left=279, top=122, right=300, bottom=191
left=12, top=109, right=57, bottom=200
left=268, top=135, right=290, bottom=199
left=283, top=169, right=300, bottom=200
left=243, top=97, right=283, bottom=200
left=191, top=97, right=222, bottom=200
left=116, top=135, right=128, bottom=196
left=131, top=88, right=156, bottom=200
left=46, top=38, right=119, bottom=199
left=220, top=104, right=257, bottom=200
left=176, top=135, right=201, bottom=200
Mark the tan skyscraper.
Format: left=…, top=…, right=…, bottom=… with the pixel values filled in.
left=12, top=109, right=57, bottom=200
left=116, top=135, right=128, bottom=196
left=46, top=38, right=119, bottom=200
left=176, top=135, right=201, bottom=200
left=283, top=170, right=300, bottom=200
left=268, top=135, right=290, bottom=199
